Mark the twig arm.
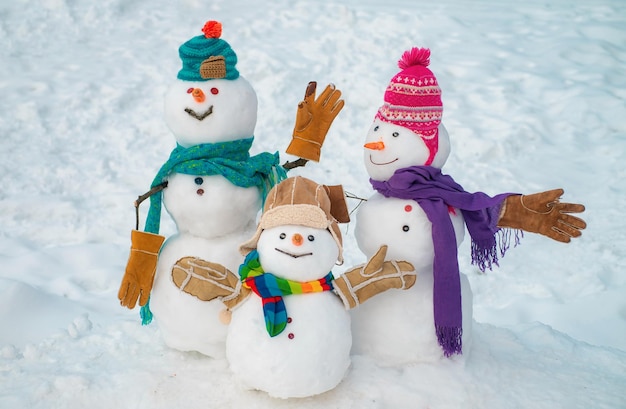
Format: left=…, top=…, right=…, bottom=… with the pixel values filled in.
left=282, top=158, right=309, bottom=170
left=134, top=181, right=168, bottom=230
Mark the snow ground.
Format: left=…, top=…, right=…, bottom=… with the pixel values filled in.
left=1, top=0, right=625, bottom=408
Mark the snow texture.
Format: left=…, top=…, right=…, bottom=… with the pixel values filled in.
left=1, top=0, right=625, bottom=408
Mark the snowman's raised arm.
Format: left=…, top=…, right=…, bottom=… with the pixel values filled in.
left=334, top=245, right=416, bottom=310
left=171, top=257, right=250, bottom=310
left=497, top=189, right=587, bottom=243
left=284, top=81, right=344, bottom=165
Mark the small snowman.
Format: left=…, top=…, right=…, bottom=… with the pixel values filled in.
left=352, top=48, right=587, bottom=364
left=170, top=176, right=416, bottom=398
left=117, top=21, right=344, bottom=357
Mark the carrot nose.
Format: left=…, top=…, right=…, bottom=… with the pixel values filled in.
left=191, top=88, right=206, bottom=103
left=292, top=233, right=303, bottom=246
left=364, top=141, right=385, bottom=150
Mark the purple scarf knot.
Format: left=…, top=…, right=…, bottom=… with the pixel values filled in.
left=370, top=165, right=518, bottom=356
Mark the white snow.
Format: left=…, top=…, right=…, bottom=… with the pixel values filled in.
left=1, top=0, right=625, bottom=408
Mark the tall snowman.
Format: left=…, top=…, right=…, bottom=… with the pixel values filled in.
left=168, top=176, right=416, bottom=398
left=352, top=47, right=587, bottom=364
left=117, top=21, right=343, bottom=357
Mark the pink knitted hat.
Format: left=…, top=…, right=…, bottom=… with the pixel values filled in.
left=375, top=47, right=443, bottom=166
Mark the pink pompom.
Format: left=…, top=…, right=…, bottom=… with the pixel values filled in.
left=398, top=47, right=431, bottom=69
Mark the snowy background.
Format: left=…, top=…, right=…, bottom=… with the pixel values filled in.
left=1, top=0, right=625, bottom=407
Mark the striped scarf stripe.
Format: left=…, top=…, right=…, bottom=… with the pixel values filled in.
left=239, top=250, right=334, bottom=337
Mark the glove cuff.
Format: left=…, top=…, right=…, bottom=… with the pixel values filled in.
left=130, top=230, right=165, bottom=253
left=286, top=136, right=322, bottom=162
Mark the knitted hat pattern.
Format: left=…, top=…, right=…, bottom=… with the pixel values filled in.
left=177, top=21, right=240, bottom=81
left=239, top=176, right=350, bottom=263
left=375, top=47, right=443, bottom=166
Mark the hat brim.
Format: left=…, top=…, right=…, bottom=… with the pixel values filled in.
left=239, top=204, right=343, bottom=263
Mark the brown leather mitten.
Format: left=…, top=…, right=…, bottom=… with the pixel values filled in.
left=498, top=189, right=586, bottom=243
left=334, top=245, right=416, bottom=309
left=285, top=82, right=345, bottom=162
left=172, top=257, right=250, bottom=310
left=118, top=230, right=165, bottom=309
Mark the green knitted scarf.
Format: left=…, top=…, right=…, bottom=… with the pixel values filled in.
left=143, top=137, right=285, bottom=234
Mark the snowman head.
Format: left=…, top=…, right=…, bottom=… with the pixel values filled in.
left=240, top=176, right=350, bottom=265
left=164, top=21, right=258, bottom=148
left=365, top=47, right=448, bottom=181
left=256, top=225, right=339, bottom=282
left=363, top=120, right=450, bottom=181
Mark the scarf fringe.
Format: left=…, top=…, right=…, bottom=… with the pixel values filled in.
left=471, top=228, right=523, bottom=272
left=140, top=299, right=153, bottom=325
left=436, top=325, right=463, bottom=357
left=261, top=163, right=288, bottom=207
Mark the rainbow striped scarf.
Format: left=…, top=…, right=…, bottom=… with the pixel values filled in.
left=239, top=250, right=334, bottom=337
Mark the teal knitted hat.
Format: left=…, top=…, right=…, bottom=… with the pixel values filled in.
left=177, top=21, right=240, bottom=81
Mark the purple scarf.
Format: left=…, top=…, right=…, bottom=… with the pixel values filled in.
left=370, top=166, right=518, bottom=356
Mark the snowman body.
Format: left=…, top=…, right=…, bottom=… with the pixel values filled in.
left=353, top=193, right=472, bottom=365
left=352, top=120, right=474, bottom=364
left=151, top=228, right=252, bottom=356
left=149, top=76, right=263, bottom=356
left=226, top=225, right=352, bottom=398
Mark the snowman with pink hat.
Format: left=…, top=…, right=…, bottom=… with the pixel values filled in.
left=352, top=47, right=587, bottom=364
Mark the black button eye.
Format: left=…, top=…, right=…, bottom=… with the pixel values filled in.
left=307, top=235, right=315, bottom=242
left=402, top=225, right=410, bottom=232
left=194, top=177, right=204, bottom=185
left=279, top=233, right=286, bottom=239
left=392, top=132, right=399, bottom=137
left=374, top=125, right=379, bottom=131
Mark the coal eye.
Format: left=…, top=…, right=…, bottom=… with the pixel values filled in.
left=392, top=132, right=399, bottom=137
left=402, top=225, right=410, bottom=232
left=374, top=125, right=379, bottom=131
left=194, top=177, right=204, bottom=185
left=279, top=233, right=286, bottom=239
left=307, top=235, right=315, bottom=242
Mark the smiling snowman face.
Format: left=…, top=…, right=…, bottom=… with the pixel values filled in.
left=256, top=225, right=339, bottom=282
left=164, top=76, right=258, bottom=148
left=363, top=119, right=451, bottom=182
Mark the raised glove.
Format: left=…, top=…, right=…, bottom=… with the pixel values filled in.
left=497, top=189, right=586, bottom=243
left=171, top=257, right=250, bottom=310
left=285, top=81, right=344, bottom=162
left=118, top=230, right=165, bottom=309
left=334, top=245, right=416, bottom=309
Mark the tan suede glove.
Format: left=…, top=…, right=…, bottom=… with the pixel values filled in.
left=497, top=189, right=586, bottom=243
left=118, top=230, right=165, bottom=309
left=334, top=245, right=416, bottom=309
left=171, top=257, right=250, bottom=310
left=285, top=82, right=345, bottom=162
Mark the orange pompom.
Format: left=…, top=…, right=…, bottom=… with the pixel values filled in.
left=202, top=21, right=222, bottom=38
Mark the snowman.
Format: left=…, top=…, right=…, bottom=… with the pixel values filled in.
left=351, top=47, right=587, bottom=364
left=169, top=176, right=416, bottom=398
left=117, top=21, right=344, bottom=357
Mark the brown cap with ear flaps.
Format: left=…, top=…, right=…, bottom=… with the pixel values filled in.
left=239, top=176, right=350, bottom=263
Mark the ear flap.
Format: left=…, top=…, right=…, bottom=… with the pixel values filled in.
left=324, top=184, right=350, bottom=224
